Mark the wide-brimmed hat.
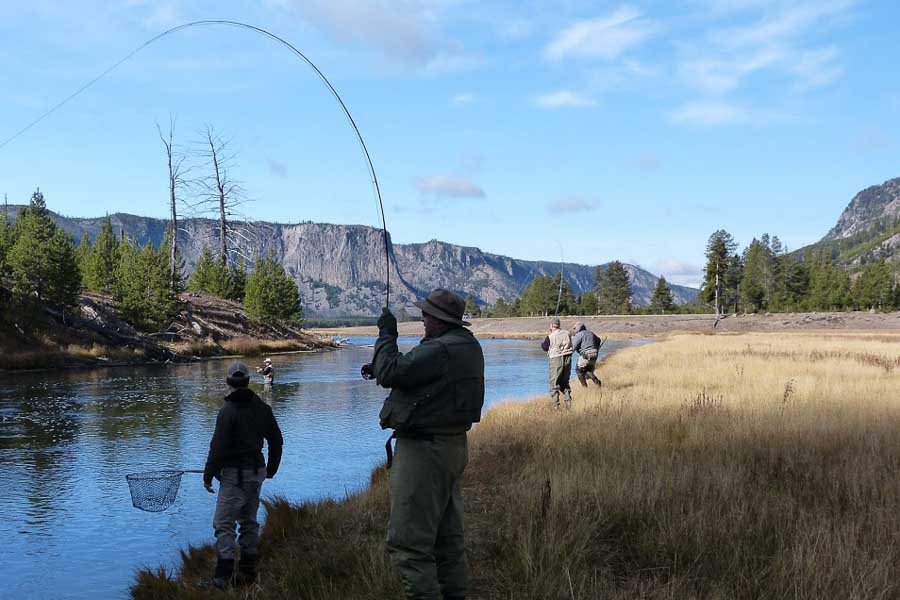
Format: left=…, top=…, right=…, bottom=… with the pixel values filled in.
left=226, top=361, right=251, bottom=387
left=413, top=288, right=470, bottom=326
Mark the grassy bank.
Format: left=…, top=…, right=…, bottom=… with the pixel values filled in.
left=133, top=332, right=900, bottom=599
left=167, top=336, right=328, bottom=358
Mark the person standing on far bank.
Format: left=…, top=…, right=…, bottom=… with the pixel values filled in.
left=366, top=288, right=485, bottom=600
left=541, top=317, right=574, bottom=409
left=571, top=322, right=602, bottom=387
left=204, top=362, right=283, bottom=589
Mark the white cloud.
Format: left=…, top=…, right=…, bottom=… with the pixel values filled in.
left=532, top=90, right=597, bottom=109
left=668, top=101, right=751, bottom=126
left=451, top=93, right=476, bottom=106
left=544, top=5, right=656, bottom=62
left=626, top=154, right=662, bottom=172
left=414, top=175, right=485, bottom=199
left=652, top=258, right=703, bottom=288
left=680, top=0, right=856, bottom=94
left=267, top=0, right=459, bottom=69
left=499, top=19, right=534, bottom=40
left=547, top=197, right=599, bottom=214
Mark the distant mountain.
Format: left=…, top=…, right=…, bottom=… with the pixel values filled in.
left=4, top=206, right=698, bottom=315
left=796, top=177, right=900, bottom=268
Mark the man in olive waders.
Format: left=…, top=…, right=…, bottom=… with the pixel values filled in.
left=366, top=288, right=485, bottom=600
left=204, top=362, right=283, bottom=589
left=541, top=317, right=574, bottom=409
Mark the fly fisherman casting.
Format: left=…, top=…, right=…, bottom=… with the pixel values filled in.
left=361, top=289, right=485, bottom=600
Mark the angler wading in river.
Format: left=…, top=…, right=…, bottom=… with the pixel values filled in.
left=362, top=288, right=485, bottom=600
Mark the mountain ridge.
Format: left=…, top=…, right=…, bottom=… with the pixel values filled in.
left=3, top=205, right=698, bottom=315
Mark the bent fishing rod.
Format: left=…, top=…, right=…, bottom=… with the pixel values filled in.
left=0, top=20, right=392, bottom=309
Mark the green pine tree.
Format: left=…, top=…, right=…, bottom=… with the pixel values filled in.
left=596, top=261, right=632, bottom=314
left=83, top=216, right=119, bottom=294
left=650, top=276, right=675, bottom=313
left=520, top=275, right=556, bottom=316
left=114, top=240, right=180, bottom=330
left=0, top=201, right=17, bottom=284
left=701, top=230, right=738, bottom=311
left=227, top=256, right=247, bottom=301
left=7, top=189, right=81, bottom=308
left=579, top=290, right=598, bottom=315
left=740, top=239, right=768, bottom=312
left=464, top=295, right=481, bottom=318
left=244, top=252, right=302, bottom=324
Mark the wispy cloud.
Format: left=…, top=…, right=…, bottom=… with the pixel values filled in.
left=679, top=0, right=856, bottom=94
left=626, top=153, right=663, bottom=172
left=652, top=258, right=703, bottom=288
left=668, top=101, right=751, bottom=126
left=266, top=157, right=289, bottom=178
left=544, top=5, right=656, bottom=62
left=267, top=0, right=465, bottom=71
left=547, top=196, right=600, bottom=215
left=532, top=90, right=596, bottom=109
left=414, top=175, right=485, bottom=199
left=450, top=93, right=476, bottom=106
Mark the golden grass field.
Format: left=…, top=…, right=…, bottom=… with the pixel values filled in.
left=132, top=332, right=900, bottom=600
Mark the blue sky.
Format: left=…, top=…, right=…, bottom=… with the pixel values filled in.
left=1, top=0, right=898, bottom=288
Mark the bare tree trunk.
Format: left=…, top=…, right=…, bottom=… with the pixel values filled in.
left=158, top=118, right=188, bottom=291
left=205, top=128, right=228, bottom=266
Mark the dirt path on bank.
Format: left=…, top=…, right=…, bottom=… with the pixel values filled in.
left=313, top=311, right=900, bottom=339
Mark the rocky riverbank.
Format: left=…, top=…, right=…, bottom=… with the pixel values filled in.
left=0, top=290, right=335, bottom=372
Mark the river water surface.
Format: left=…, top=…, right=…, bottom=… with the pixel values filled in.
left=1, top=335, right=638, bottom=599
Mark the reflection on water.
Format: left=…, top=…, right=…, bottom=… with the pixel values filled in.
left=0, top=335, right=639, bottom=599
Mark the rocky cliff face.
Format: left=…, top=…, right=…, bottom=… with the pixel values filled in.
left=5, top=207, right=698, bottom=315
left=825, top=177, right=900, bottom=240
left=795, top=177, right=900, bottom=268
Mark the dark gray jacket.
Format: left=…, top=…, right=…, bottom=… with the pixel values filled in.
left=571, top=323, right=601, bottom=356
left=204, top=387, right=283, bottom=485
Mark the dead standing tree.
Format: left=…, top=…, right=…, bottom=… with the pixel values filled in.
left=157, top=118, right=190, bottom=291
left=195, top=125, right=250, bottom=267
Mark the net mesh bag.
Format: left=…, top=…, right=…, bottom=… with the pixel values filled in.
left=126, top=470, right=185, bottom=512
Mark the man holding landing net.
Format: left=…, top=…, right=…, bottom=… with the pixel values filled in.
left=204, top=361, right=283, bottom=589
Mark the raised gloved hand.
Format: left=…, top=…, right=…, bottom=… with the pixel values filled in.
left=360, top=363, right=375, bottom=380
left=377, top=307, right=398, bottom=336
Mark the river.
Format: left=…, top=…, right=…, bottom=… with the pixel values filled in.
left=0, top=335, right=639, bottom=599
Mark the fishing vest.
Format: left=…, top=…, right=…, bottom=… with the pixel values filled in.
left=379, top=328, right=485, bottom=435
left=547, top=328, right=574, bottom=358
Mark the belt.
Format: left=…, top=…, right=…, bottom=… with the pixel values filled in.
left=383, top=430, right=471, bottom=469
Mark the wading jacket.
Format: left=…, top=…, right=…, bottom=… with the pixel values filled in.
left=572, top=324, right=600, bottom=357
left=373, top=325, right=485, bottom=435
left=204, top=387, right=284, bottom=485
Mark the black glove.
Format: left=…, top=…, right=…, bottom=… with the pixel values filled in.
left=361, top=363, right=375, bottom=380
left=377, top=307, right=398, bottom=336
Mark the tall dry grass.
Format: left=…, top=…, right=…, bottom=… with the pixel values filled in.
left=132, top=332, right=900, bottom=599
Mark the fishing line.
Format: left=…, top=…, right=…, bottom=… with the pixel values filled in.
left=555, top=242, right=564, bottom=316
left=0, top=20, right=391, bottom=308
